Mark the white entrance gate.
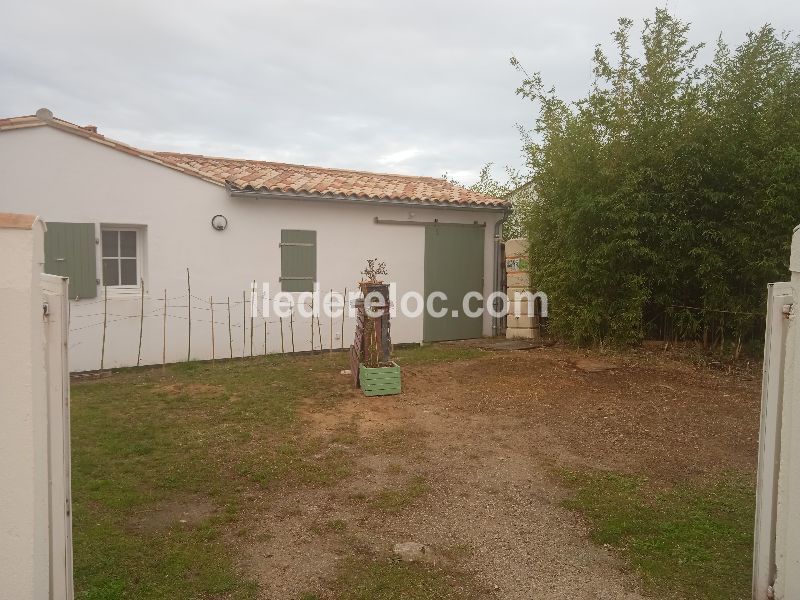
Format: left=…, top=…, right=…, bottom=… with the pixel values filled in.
left=42, top=273, right=74, bottom=599
left=754, top=224, right=800, bottom=600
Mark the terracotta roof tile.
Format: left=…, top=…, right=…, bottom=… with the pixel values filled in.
left=0, top=112, right=506, bottom=208
left=154, top=152, right=505, bottom=207
left=0, top=212, right=38, bottom=230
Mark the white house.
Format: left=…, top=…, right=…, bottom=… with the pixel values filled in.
left=0, top=109, right=507, bottom=371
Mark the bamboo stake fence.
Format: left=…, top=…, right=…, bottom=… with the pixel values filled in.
left=100, top=285, right=108, bottom=370
left=186, top=268, right=192, bottom=362
left=310, top=295, right=315, bottom=353
left=250, top=282, right=255, bottom=357
left=227, top=297, right=233, bottom=358
left=317, top=313, right=323, bottom=352
left=77, top=279, right=352, bottom=370
left=162, top=289, right=167, bottom=367
left=341, top=287, right=347, bottom=350
left=210, top=295, right=215, bottom=363
left=136, top=278, right=145, bottom=367
left=290, top=309, right=295, bottom=352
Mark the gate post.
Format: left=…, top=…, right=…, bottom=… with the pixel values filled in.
left=0, top=213, right=73, bottom=600
left=753, top=280, right=793, bottom=599
left=0, top=213, right=50, bottom=599
left=773, top=226, right=800, bottom=599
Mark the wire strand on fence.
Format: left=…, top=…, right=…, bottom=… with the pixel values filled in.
left=667, top=304, right=762, bottom=317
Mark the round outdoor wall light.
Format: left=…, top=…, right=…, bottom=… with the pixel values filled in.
left=211, top=214, right=228, bottom=231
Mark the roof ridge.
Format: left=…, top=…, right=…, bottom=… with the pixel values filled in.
left=155, top=151, right=461, bottom=185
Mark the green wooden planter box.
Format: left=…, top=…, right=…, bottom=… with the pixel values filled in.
left=359, top=362, right=401, bottom=397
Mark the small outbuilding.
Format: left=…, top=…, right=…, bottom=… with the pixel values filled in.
left=0, top=109, right=508, bottom=371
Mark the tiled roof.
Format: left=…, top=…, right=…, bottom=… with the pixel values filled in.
left=0, top=110, right=506, bottom=208
left=0, top=212, right=38, bottom=230
left=155, top=152, right=505, bottom=206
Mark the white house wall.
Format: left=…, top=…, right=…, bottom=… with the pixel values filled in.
left=0, top=126, right=502, bottom=371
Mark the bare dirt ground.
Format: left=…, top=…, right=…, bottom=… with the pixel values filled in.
left=236, top=345, right=761, bottom=599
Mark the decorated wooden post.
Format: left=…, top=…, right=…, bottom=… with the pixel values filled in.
left=349, top=259, right=401, bottom=396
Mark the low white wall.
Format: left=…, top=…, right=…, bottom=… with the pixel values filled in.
left=0, top=219, right=50, bottom=599
left=0, top=126, right=502, bottom=371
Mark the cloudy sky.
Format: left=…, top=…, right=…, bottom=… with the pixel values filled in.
left=1, top=1, right=797, bottom=184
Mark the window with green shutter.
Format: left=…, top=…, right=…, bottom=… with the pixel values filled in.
left=44, top=222, right=98, bottom=299
left=280, top=230, right=316, bottom=292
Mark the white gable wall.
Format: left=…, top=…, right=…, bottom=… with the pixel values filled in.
left=0, top=126, right=502, bottom=371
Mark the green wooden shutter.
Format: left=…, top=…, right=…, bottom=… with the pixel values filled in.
left=280, top=230, right=316, bottom=292
left=44, top=223, right=98, bottom=299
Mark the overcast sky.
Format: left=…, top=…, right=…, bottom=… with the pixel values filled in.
left=1, top=1, right=797, bottom=184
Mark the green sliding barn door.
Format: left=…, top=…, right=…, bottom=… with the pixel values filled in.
left=423, top=223, right=485, bottom=342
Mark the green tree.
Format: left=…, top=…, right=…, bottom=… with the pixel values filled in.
left=513, top=9, right=800, bottom=347
left=443, top=164, right=534, bottom=240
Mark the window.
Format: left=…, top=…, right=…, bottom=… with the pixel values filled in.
left=280, top=230, right=316, bottom=292
left=101, top=228, right=140, bottom=287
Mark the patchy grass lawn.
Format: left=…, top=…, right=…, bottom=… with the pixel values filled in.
left=392, top=344, right=486, bottom=365
left=70, top=343, right=760, bottom=600
left=368, top=475, right=431, bottom=513
left=559, top=470, right=755, bottom=600
left=303, top=559, right=471, bottom=600
left=71, top=353, right=343, bottom=599
left=71, top=346, right=475, bottom=599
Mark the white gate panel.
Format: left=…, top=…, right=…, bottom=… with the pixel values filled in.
left=755, top=225, right=800, bottom=600
left=753, top=282, right=793, bottom=599
left=42, top=273, right=74, bottom=600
